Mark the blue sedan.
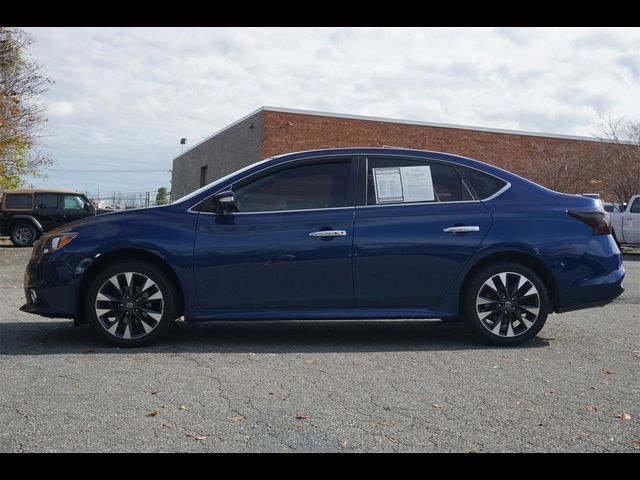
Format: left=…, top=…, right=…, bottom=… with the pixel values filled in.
left=21, top=148, right=625, bottom=346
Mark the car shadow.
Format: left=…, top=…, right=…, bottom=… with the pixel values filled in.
left=0, top=319, right=550, bottom=355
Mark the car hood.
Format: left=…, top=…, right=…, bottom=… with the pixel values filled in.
left=45, top=205, right=169, bottom=236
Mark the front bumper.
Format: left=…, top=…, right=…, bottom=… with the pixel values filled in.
left=21, top=238, right=87, bottom=319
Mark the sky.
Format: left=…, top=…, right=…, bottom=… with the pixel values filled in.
left=20, top=27, right=640, bottom=198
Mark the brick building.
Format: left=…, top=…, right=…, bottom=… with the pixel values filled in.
left=171, top=106, right=606, bottom=200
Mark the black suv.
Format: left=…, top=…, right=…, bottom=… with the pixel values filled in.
left=0, top=189, right=96, bottom=247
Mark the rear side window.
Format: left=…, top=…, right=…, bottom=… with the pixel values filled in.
left=458, top=166, right=508, bottom=200
left=366, top=157, right=473, bottom=205
left=4, top=194, right=32, bottom=210
left=35, top=194, right=59, bottom=209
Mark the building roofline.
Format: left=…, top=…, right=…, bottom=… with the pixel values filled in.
left=174, top=105, right=606, bottom=160
left=173, top=106, right=264, bottom=161
left=262, top=106, right=604, bottom=143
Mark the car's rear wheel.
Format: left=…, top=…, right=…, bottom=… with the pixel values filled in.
left=462, top=262, right=550, bottom=346
left=10, top=223, right=37, bottom=247
left=85, top=260, right=177, bottom=347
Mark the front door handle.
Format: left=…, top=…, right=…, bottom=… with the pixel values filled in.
left=443, top=226, right=480, bottom=233
left=308, top=230, right=347, bottom=238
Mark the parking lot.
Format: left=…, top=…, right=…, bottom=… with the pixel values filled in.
left=0, top=239, right=638, bottom=452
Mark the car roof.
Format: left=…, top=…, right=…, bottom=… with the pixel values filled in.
left=2, top=188, right=82, bottom=195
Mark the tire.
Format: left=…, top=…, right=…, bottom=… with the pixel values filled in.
left=10, top=222, right=38, bottom=247
left=462, top=262, right=550, bottom=346
left=84, top=260, right=178, bottom=347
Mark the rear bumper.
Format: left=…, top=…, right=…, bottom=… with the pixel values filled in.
left=556, top=235, right=625, bottom=312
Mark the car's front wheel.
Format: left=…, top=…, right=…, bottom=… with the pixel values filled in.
left=462, top=262, right=550, bottom=346
left=85, top=260, right=178, bottom=347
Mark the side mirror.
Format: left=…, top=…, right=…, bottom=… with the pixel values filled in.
left=213, top=190, right=236, bottom=214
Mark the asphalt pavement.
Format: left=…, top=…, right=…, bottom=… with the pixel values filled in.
left=1, top=239, right=638, bottom=452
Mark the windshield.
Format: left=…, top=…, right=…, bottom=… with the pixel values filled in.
left=171, top=157, right=273, bottom=205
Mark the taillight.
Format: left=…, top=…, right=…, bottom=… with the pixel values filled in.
left=567, top=210, right=611, bottom=235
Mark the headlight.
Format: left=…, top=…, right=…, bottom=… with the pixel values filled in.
left=43, top=233, right=78, bottom=254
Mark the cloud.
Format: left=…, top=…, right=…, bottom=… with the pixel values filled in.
left=21, top=27, right=639, bottom=195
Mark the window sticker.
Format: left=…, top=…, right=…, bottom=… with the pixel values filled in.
left=373, top=165, right=435, bottom=204
left=373, top=167, right=404, bottom=203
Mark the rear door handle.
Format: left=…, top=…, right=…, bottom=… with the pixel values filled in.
left=308, top=230, right=347, bottom=238
left=443, top=226, right=480, bottom=233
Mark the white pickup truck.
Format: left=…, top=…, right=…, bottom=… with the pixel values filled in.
left=610, top=194, right=640, bottom=247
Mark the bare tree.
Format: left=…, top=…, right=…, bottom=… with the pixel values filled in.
left=597, top=118, right=640, bottom=205
left=0, top=27, right=54, bottom=192
left=524, top=140, right=604, bottom=195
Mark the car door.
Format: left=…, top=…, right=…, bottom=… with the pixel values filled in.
left=623, top=196, right=640, bottom=244
left=353, top=156, right=492, bottom=307
left=33, top=193, right=60, bottom=231
left=61, top=194, right=92, bottom=224
left=193, top=157, right=357, bottom=309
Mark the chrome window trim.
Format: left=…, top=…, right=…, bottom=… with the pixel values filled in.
left=480, top=181, right=512, bottom=202
left=356, top=200, right=481, bottom=209
left=188, top=152, right=512, bottom=214
left=196, top=206, right=356, bottom=216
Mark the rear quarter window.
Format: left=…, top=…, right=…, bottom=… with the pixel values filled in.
left=458, top=166, right=508, bottom=200
left=3, top=194, right=33, bottom=210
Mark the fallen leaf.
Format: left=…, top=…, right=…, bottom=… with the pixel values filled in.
left=577, top=431, right=590, bottom=437
left=383, top=406, right=391, bottom=411
left=432, top=403, right=445, bottom=409
left=282, top=394, right=289, bottom=401
left=162, top=422, right=173, bottom=429
left=524, top=408, right=536, bottom=413
left=479, top=406, right=487, bottom=411
left=269, top=392, right=275, bottom=396
left=295, top=415, right=308, bottom=420
left=230, top=415, right=246, bottom=422
left=586, top=405, right=598, bottom=414
left=377, top=421, right=392, bottom=427
left=303, top=359, right=314, bottom=364
left=608, top=437, right=615, bottom=443
left=603, top=368, right=615, bottom=375
left=591, top=386, right=598, bottom=390
left=616, top=412, right=631, bottom=421
left=293, top=424, right=305, bottom=429
left=387, top=436, right=398, bottom=444
left=145, top=411, right=158, bottom=417
left=631, top=439, right=640, bottom=446
left=186, top=432, right=209, bottom=441
left=178, top=405, right=187, bottom=411
left=151, top=390, right=161, bottom=395
left=339, top=440, right=348, bottom=447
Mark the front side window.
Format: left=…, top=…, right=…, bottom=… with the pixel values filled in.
left=630, top=198, right=640, bottom=214
left=233, top=160, right=351, bottom=213
left=35, top=194, right=58, bottom=210
left=63, top=195, right=86, bottom=210
left=366, top=157, right=473, bottom=205
left=4, top=194, right=32, bottom=210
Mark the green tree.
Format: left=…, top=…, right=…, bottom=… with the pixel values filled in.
left=155, top=187, right=169, bottom=205
left=0, top=27, right=54, bottom=192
